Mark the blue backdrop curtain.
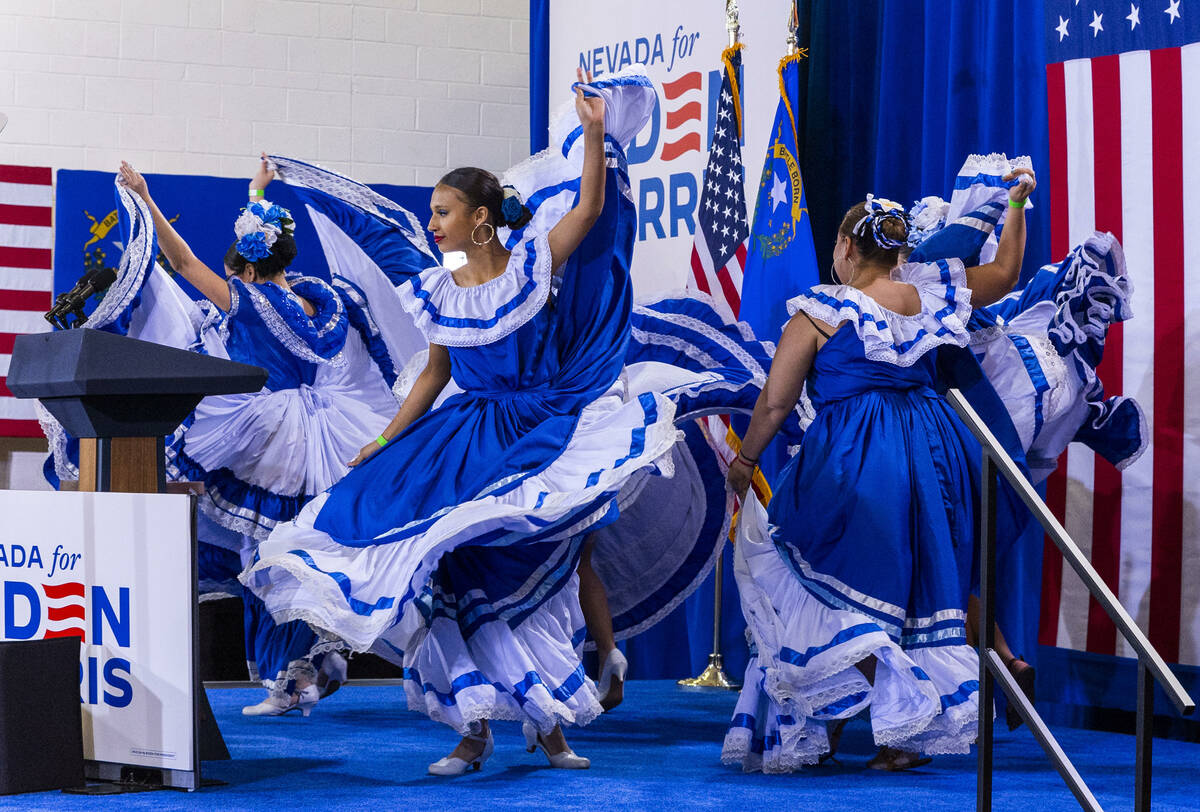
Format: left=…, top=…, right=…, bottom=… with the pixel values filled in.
left=795, top=0, right=1050, bottom=282
left=533, top=0, right=1049, bottom=682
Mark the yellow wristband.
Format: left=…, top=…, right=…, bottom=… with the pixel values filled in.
left=375, top=435, right=388, bottom=448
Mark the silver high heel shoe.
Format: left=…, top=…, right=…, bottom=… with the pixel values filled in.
left=241, top=683, right=319, bottom=717
left=428, top=729, right=494, bottom=776
left=522, top=722, right=590, bottom=769
left=597, top=649, right=628, bottom=711
left=317, top=651, right=348, bottom=699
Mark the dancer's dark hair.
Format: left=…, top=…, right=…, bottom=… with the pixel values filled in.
left=439, top=167, right=533, bottom=229
left=838, top=202, right=909, bottom=268
left=224, top=232, right=297, bottom=279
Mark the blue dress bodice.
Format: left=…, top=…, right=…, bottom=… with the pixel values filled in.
left=223, top=276, right=349, bottom=391
left=225, top=315, right=319, bottom=390
left=805, top=326, right=940, bottom=411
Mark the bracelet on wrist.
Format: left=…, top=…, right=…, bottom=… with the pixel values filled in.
left=374, top=435, right=388, bottom=448
left=249, top=188, right=265, bottom=198
left=732, top=454, right=757, bottom=470
left=1008, top=198, right=1026, bottom=209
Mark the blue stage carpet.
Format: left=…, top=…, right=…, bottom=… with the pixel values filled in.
left=3, top=681, right=1196, bottom=811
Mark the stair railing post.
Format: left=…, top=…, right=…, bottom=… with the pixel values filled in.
left=1135, top=660, right=1154, bottom=812
left=977, top=452, right=997, bottom=812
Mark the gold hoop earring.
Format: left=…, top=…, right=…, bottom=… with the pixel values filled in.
left=471, top=222, right=495, bottom=246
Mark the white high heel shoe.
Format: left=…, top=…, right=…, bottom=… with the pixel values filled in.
left=428, top=729, right=494, bottom=776
left=522, top=722, right=590, bottom=769
left=596, top=649, right=628, bottom=711
left=317, top=651, right=348, bottom=699
left=241, top=683, right=319, bottom=717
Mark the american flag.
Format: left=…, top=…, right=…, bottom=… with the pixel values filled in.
left=1040, top=1, right=1200, bottom=666
left=685, top=46, right=772, bottom=503
left=688, top=46, right=748, bottom=318
left=0, top=165, right=53, bottom=438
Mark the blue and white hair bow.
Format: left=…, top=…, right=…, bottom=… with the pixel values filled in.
left=853, top=193, right=908, bottom=250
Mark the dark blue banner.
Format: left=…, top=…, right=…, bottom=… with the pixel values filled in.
left=53, top=169, right=435, bottom=300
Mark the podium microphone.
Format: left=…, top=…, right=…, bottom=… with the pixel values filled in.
left=44, top=267, right=118, bottom=329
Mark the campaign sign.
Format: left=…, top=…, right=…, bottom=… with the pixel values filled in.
left=0, top=490, right=198, bottom=783
left=548, top=0, right=794, bottom=296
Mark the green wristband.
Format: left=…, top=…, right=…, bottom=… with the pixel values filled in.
left=249, top=188, right=265, bottom=198
left=1008, top=198, right=1026, bottom=209
left=375, top=435, right=388, bottom=448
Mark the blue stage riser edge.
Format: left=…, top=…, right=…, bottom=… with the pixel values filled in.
left=1036, top=644, right=1200, bottom=742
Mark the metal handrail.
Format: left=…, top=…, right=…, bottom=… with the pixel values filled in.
left=945, top=388, right=1194, bottom=812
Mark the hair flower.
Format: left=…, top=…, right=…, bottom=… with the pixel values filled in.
left=908, top=196, right=948, bottom=230
left=232, top=199, right=295, bottom=262
left=501, top=195, right=523, bottom=224
left=500, top=185, right=526, bottom=226
left=236, top=231, right=272, bottom=262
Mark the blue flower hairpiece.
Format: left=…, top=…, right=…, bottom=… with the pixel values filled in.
left=501, top=194, right=523, bottom=224
left=500, top=185, right=531, bottom=229
left=233, top=199, right=295, bottom=262
left=906, top=196, right=950, bottom=247
left=236, top=231, right=272, bottom=261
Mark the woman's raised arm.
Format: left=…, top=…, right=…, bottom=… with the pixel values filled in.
left=118, top=161, right=233, bottom=311
left=547, top=68, right=607, bottom=272
left=964, top=168, right=1036, bottom=307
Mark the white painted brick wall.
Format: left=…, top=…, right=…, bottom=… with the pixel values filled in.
left=0, top=0, right=531, bottom=185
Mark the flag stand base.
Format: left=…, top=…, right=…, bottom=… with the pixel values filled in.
left=678, top=653, right=738, bottom=689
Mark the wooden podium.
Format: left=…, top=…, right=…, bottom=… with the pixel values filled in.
left=7, top=329, right=267, bottom=492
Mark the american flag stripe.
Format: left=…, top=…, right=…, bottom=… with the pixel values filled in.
left=0, top=164, right=52, bottom=438
left=0, top=267, right=53, bottom=291
left=0, top=182, right=52, bottom=207
left=0, top=203, right=52, bottom=227
left=1086, top=53, right=1123, bottom=656
left=1042, top=17, right=1200, bottom=665
left=1179, top=42, right=1200, bottom=665
left=1115, top=48, right=1156, bottom=662
left=0, top=166, right=51, bottom=185
left=1039, top=59, right=1070, bottom=649
left=1056, top=55, right=1100, bottom=655
left=1148, top=46, right=1185, bottom=664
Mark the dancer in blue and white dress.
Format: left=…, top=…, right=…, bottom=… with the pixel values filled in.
left=907, top=153, right=1145, bottom=484
left=722, top=169, right=1036, bottom=774
left=104, top=158, right=431, bottom=716
left=244, top=67, right=675, bottom=774
left=907, top=153, right=1145, bottom=728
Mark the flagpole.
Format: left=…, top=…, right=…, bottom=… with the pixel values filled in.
left=786, top=0, right=799, bottom=55
left=725, top=0, right=740, bottom=48
left=678, top=0, right=742, bottom=693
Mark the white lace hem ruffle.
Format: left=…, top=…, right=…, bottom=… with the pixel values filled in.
left=724, top=498, right=979, bottom=772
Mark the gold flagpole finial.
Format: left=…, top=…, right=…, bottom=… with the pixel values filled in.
left=785, top=0, right=800, bottom=55
left=725, top=0, right=741, bottom=48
